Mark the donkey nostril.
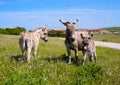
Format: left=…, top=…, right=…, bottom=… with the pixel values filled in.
left=71, top=38, right=75, bottom=42
left=45, top=39, right=48, bottom=42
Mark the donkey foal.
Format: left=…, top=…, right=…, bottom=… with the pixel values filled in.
left=81, top=33, right=97, bottom=65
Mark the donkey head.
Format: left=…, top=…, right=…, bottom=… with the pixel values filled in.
left=59, top=19, right=78, bottom=42
left=81, top=33, right=93, bottom=45
left=40, top=24, right=48, bottom=42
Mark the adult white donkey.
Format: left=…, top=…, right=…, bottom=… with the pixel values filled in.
left=19, top=25, right=48, bottom=63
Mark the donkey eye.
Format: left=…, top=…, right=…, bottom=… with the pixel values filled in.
left=83, top=37, right=85, bottom=39
left=88, top=37, right=91, bottom=39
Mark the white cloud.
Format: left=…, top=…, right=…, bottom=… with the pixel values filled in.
left=0, top=9, right=120, bottom=30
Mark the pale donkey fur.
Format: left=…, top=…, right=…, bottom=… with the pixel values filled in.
left=19, top=25, right=48, bottom=63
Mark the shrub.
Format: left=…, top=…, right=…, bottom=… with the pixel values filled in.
left=48, top=30, right=65, bottom=37
left=0, top=27, right=26, bottom=35
left=0, top=28, right=9, bottom=34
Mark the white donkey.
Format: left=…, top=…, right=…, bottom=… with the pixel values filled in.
left=19, top=25, right=48, bottom=63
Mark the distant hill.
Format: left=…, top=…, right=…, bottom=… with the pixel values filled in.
left=101, top=27, right=120, bottom=31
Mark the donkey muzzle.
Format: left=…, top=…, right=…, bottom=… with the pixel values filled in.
left=70, top=37, right=75, bottom=42
left=45, top=39, right=48, bottom=42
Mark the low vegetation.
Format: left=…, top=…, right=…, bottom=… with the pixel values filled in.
left=102, top=27, right=120, bottom=31
left=0, top=27, right=26, bottom=35
left=0, top=34, right=120, bottom=85
left=48, top=30, right=65, bottom=37
left=93, top=34, right=120, bottom=43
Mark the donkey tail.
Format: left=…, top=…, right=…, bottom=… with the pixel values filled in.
left=19, top=32, right=27, bottom=50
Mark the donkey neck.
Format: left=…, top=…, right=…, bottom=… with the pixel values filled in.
left=33, top=29, right=42, bottom=39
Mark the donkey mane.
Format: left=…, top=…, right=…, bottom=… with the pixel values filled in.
left=31, top=27, right=43, bottom=32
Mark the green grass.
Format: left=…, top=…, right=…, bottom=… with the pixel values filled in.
left=0, top=34, right=120, bottom=85
left=93, top=34, right=120, bottom=43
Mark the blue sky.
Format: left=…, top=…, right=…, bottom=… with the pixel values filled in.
left=0, top=0, right=120, bottom=30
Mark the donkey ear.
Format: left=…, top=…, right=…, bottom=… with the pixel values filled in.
left=59, top=19, right=65, bottom=23
left=91, top=34, right=93, bottom=37
left=72, top=19, right=79, bottom=25
left=80, top=33, right=84, bottom=39
left=59, top=19, right=69, bottom=26
left=43, top=24, right=48, bottom=29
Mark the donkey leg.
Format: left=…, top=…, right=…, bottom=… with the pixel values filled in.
left=27, top=47, right=32, bottom=63
left=67, top=48, right=71, bottom=64
left=89, top=53, right=93, bottom=62
left=93, top=51, right=97, bottom=63
left=74, top=49, right=79, bottom=66
left=33, top=44, right=39, bottom=58
left=33, top=51, right=36, bottom=58
left=33, top=47, right=37, bottom=58
left=22, top=49, right=26, bottom=61
left=82, top=51, right=87, bottom=65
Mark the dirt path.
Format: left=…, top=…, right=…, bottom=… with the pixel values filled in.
left=59, top=38, right=120, bottom=50
left=95, top=41, right=120, bottom=50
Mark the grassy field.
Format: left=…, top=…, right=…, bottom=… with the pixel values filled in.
left=93, top=34, right=120, bottom=43
left=0, top=34, right=120, bottom=85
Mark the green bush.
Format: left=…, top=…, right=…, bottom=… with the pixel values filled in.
left=0, top=28, right=8, bottom=34
left=0, top=27, right=26, bottom=35
left=48, top=30, right=65, bottom=37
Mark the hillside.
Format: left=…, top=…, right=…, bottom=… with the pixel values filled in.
left=102, top=27, right=120, bottom=31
